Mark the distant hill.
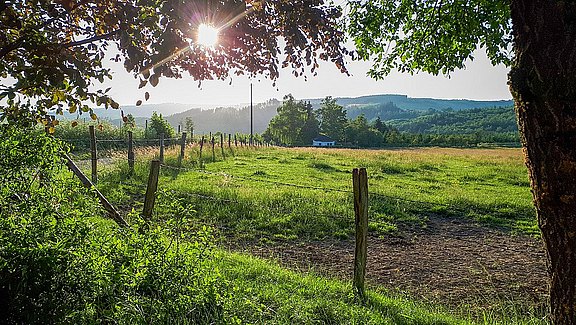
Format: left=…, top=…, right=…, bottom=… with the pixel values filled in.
left=387, top=106, right=518, bottom=134
left=309, top=94, right=513, bottom=112
left=165, top=99, right=281, bottom=134
left=345, top=102, right=420, bottom=121
left=163, top=95, right=514, bottom=134
left=63, top=103, right=206, bottom=122
left=62, top=94, right=514, bottom=134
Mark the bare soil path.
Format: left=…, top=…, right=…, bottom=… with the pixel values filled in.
left=230, top=216, right=547, bottom=311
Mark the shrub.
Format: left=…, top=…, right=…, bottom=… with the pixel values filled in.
left=0, top=125, right=225, bottom=324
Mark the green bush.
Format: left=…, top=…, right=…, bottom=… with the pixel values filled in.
left=0, top=125, right=225, bottom=324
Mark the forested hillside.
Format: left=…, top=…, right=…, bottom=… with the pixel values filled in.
left=166, top=99, right=280, bottom=134
left=309, top=94, right=513, bottom=111
left=388, top=106, right=518, bottom=134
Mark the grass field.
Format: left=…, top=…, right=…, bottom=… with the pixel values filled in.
left=90, top=145, right=545, bottom=324
left=97, top=145, right=536, bottom=241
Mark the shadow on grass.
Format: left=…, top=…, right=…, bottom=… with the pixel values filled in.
left=369, top=194, right=538, bottom=236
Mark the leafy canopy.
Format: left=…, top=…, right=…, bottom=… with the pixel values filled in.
left=0, top=0, right=350, bottom=126
left=348, top=0, right=512, bottom=78
left=148, top=111, right=175, bottom=138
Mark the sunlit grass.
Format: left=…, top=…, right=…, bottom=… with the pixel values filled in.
left=97, top=145, right=536, bottom=241
left=91, top=145, right=545, bottom=324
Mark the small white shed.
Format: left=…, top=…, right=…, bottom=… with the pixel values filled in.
left=312, top=135, right=336, bottom=147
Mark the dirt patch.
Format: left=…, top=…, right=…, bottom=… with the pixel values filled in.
left=229, top=216, right=547, bottom=310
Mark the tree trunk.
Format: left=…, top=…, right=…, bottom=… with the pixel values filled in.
left=509, top=1, right=576, bottom=323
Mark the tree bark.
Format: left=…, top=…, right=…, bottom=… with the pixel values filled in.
left=509, top=1, right=576, bottom=323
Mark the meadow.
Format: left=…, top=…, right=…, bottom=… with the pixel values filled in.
left=86, top=143, right=547, bottom=324
left=97, top=145, right=537, bottom=240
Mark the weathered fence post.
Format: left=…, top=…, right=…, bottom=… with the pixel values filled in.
left=159, top=133, right=165, bottom=163
left=179, top=132, right=187, bottom=166
left=89, top=125, right=98, bottom=183
left=128, top=131, right=134, bottom=174
left=143, top=160, right=161, bottom=220
left=63, top=153, right=129, bottom=227
left=353, top=167, right=368, bottom=300
left=199, top=135, right=205, bottom=161
left=211, top=136, right=216, bottom=162
left=178, top=124, right=181, bottom=133
left=220, top=133, right=225, bottom=158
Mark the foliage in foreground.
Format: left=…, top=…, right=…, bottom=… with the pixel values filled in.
left=0, top=125, right=224, bottom=324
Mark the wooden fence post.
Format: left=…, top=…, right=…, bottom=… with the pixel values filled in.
left=89, top=125, right=98, bottom=183
left=179, top=132, right=187, bottom=166
left=143, top=160, right=161, bottom=220
left=178, top=124, right=181, bottom=133
left=199, top=135, right=204, bottom=161
left=353, top=167, right=368, bottom=300
left=64, top=153, right=129, bottom=227
left=128, top=131, right=134, bottom=174
left=220, top=133, right=225, bottom=158
left=159, top=133, right=165, bottom=163
left=235, top=134, right=238, bottom=147
left=211, top=136, right=216, bottom=162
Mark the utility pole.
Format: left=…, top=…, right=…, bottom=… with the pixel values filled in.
left=250, top=82, right=253, bottom=146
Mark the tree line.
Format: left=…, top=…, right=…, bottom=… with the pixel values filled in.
left=262, top=95, right=519, bottom=148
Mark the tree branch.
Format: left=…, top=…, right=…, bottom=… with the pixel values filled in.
left=0, top=0, right=100, bottom=59
left=61, top=30, right=119, bottom=48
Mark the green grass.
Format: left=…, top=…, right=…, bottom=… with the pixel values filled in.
left=218, top=252, right=465, bottom=324
left=98, top=145, right=536, bottom=241
left=89, top=145, right=546, bottom=324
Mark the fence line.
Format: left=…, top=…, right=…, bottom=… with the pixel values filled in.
left=158, top=162, right=456, bottom=209
left=67, top=149, right=466, bottom=215
left=159, top=163, right=353, bottom=194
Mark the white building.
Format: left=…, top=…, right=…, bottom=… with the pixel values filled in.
left=312, top=135, right=336, bottom=147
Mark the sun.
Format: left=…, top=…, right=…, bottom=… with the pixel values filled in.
left=197, top=23, right=219, bottom=47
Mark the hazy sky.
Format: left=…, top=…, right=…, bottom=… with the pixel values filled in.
left=103, top=47, right=511, bottom=108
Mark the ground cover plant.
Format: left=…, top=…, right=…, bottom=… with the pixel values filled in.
left=0, top=126, right=226, bottom=324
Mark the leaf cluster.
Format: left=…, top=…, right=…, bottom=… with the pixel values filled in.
left=348, top=0, right=513, bottom=77
left=263, top=94, right=319, bottom=146
left=1, top=0, right=350, bottom=125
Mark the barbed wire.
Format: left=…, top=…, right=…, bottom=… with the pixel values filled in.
left=66, top=150, right=473, bottom=215
left=161, top=188, right=353, bottom=222
left=159, top=163, right=353, bottom=194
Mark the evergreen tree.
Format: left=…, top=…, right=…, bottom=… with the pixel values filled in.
left=148, top=111, right=175, bottom=139
left=346, top=114, right=383, bottom=147
left=184, top=117, right=195, bottom=136
left=373, top=116, right=388, bottom=133
left=297, top=102, right=320, bottom=145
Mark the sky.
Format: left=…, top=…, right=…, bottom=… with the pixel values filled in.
left=103, top=49, right=512, bottom=108
left=96, top=0, right=512, bottom=108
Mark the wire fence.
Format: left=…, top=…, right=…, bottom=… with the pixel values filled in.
left=67, top=146, right=478, bottom=223
left=63, top=129, right=504, bottom=233
left=157, top=162, right=460, bottom=211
